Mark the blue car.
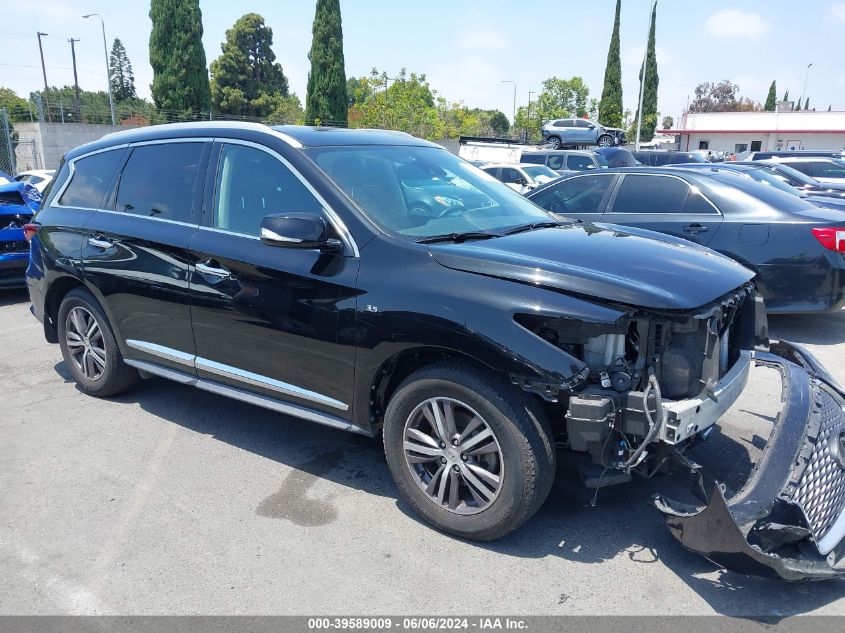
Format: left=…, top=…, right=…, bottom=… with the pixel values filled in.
left=1, top=171, right=41, bottom=288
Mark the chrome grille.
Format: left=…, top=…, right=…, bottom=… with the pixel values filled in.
left=792, top=389, right=845, bottom=542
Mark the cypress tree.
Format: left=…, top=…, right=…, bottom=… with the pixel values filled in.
left=794, top=98, right=801, bottom=111
left=635, top=2, right=659, bottom=142
left=149, top=0, right=211, bottom=116
left=804, top=97, right=810, bottom=110
left=783, top=89, right=789, bottom=103
left=598, top=0, right=623, bottom=127
left=305, top=0, right=348, bottom=126
left=764, top=80, right=776, bottom=111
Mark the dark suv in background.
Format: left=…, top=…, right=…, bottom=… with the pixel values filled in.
left=24, top=122, right=845, bottom=580
left=631, top=150, right=707, bottom=166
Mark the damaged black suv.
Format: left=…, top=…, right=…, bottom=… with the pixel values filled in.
left=26, top=123, right=845, bottom=579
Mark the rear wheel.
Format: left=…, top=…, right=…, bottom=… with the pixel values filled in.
left=383, top=362, right=555, bottom=540
left=58, top=288, right=139, bottom=397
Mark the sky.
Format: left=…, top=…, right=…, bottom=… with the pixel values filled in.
left=2, top=0, right=844, bottom=125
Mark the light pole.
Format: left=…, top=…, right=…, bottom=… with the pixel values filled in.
left=82, top=13, right=116, bottom=125
left=501, top=80, right=516, bottom=135
left=634, top=0, right=656, bottom=151
left=800, top=62, right=813, bottom=111
left=36, top=32, right=51, bottom=122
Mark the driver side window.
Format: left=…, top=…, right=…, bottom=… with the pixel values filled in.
left=213, top=143, right=323, bottom=237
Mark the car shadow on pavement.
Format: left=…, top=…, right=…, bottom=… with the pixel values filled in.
left=52, top=360, right=845, bottom=617
left=0, top=289, right=29, bottom=308
left=769, top=309, right=845, bottom=346
left=464, top=428, right=845, bottom=619
left=101, top=374, right=397, bottom=504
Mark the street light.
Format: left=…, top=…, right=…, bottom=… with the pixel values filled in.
left=634, top=0, right=656, bottom=151
left=800, top=62, right=814, bottom=111
left=82, top=13, right=116, bottom=125
left=501, top=80, right=516, bottom=135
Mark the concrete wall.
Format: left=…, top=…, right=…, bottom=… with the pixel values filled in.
left=13, top=122, right=139, bottom=171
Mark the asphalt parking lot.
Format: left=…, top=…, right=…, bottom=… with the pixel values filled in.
left=1, top=287, right=844, bottom=617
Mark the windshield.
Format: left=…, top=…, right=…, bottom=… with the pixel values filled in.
left=760, top=162, right=818, bottom=186
left=521, top=165, right=558, bottom=183
left=743, top=168, right=803, bottom=197
left=308, top=145, right=552, bottom=238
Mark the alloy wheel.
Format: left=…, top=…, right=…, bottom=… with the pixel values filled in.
left=65, top=306, right=107, bottom=381
left=598, top=135, right=613, bottom=147
left=402, top=397, right=504, bottom=515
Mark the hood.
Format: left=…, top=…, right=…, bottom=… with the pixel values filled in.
left=428, top=223, right=755, bottom=311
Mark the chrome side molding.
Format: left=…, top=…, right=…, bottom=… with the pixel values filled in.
left=124, top=339, right=348, bottom=411
left=123, top=358, right=365, bottom=435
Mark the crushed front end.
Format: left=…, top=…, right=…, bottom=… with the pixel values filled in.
left=656, top=342, right=845, bottom=580
left=516, top=282, right=845, bottom=579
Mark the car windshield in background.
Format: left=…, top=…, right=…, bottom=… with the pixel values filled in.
left=759, top=162, right=819, bottom=186
left=522, top=165, right=558, bottom=182
left=308, top=145, right=552, bottom=238
left=741, top=168, right=804, bottom=197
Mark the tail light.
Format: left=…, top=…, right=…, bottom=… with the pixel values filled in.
left=23, top=223, right=39, bottom=242
left=812, top=227, right=845, bottom=253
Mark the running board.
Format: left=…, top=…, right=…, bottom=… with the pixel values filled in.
left=123, top=358, right=369, bottom=436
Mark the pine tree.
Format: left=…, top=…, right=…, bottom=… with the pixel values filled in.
left=109, top=39, right=137, bottom=102
left=305, top=0, right=348, bottom=126
left=634, top=2, right=659, bottom=142
left=764, top=80, right=776, bottom=111
left=210, top=13, right=289, bottom=118
left=149, top=0, right=211, bottom=116
left=598, top=0, right=623, bottom=127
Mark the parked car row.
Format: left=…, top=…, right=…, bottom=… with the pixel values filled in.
left=17, top=122, right=845, bottom=581
left=527, top=163, right=845, bottom=313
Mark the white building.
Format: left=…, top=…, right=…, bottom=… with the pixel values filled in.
left=667, top=110, right=845, bottom=156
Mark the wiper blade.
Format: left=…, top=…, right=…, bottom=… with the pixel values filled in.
left=416, top=231, right=500, bottom=244
left=501, top=220, right=572, bottom=236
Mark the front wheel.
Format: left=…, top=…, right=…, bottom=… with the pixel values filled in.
left=547, top=136, right=562, bottom=149
left=383, top=362, right=555, bottom=541
left=597, top=134, right=614, bottom=147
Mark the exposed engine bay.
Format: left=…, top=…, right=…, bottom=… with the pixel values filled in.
left=515, top=284, right=845, bottom=580
left=516, top=283, right=762, bottom=477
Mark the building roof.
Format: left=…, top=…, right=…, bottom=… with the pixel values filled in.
left=664, top=110, right=845, bottom=135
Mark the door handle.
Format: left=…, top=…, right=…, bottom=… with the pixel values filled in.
left=682, top=223, right=709, bottom=234
left=196, top=260, right=231, bottom=279
left=87, top=235, right=113, bottom=249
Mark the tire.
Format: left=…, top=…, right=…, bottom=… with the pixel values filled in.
left=57, top=287, right=139, bottom=397
left=597, top=134, right=614, bottom=148
left=547, top=136, right=562, bottom=149
left=383, top=361, right=555, bottom=541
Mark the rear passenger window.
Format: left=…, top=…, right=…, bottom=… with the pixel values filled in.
left=611, top=175, right=690, bottom=214
left=59, top=149, right=124, bottom=208
left=684, top=189, right=718, bottom=214
left=116, top=143, right=203, bottom=222
left=213, top=144, right=322, bottom=237
left=520, top=154, right=543, bottom=165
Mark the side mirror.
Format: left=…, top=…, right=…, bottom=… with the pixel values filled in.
left=259, top=212, right=342, bottom=252
left=588, top=124, right=596, bottom=130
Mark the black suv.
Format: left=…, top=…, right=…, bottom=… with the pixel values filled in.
left=25, top=123, right=845, bottom=579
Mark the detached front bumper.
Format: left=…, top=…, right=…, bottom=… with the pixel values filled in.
left=655, top=341, right=845, bottom=580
